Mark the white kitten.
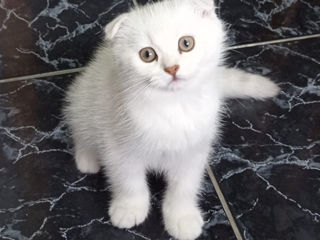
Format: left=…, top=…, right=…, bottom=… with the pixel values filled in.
left=63, top=0, right=279, bottom=239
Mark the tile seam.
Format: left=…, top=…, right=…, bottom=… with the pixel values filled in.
left=227, top=33, right=320, bottom=50
left=132, top=0, right=138, bottom=7
left=0, top=68, right=85, bottom=83
left=206, top=166, right=244, bottom=240
left=0, top=33, right=319, bottom=83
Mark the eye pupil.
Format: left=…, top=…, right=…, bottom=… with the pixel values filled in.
left=184, top=40, right=190, bottom=47
left=145, top=50, right=151, bottom=58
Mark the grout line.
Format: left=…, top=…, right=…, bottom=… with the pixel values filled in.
left=132, top=0, right=138, bottom=7
left=206, top=166, right=244, bottom=240
left=227, top=33, right=320, bottom=50
left=0, top=33, right=319, bottom=84
left=0, top=67, right=85, bottom=84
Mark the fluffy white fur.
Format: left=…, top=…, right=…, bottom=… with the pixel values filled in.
left=63, top=0, right=279, bottom=239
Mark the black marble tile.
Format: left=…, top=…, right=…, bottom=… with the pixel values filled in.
left=1, top=0, right=319, bottom=79
left=210, top=38, right=320, bottom=240
left=215, top=0, right=320, bottom=45
left=0, top=75, right=236, bottom=239
left=0, top=0, right=131, bottom=79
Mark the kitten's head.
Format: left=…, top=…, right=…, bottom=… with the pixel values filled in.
left=105, top=0, right=225, bottom=92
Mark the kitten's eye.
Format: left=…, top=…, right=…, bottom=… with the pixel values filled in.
left=178, top=36, right=195, bottom=53
left=139, top=47, right=158, bottom=63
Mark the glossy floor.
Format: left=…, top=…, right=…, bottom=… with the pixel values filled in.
left=0, top=0, right=320, bottom=240
left=211, top=38, right=320, bottom=240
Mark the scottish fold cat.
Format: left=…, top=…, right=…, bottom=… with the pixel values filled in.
left=63, top=0, right=279, bottom=239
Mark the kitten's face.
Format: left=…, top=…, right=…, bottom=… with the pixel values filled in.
left=110, top=0, right=225, bottom=92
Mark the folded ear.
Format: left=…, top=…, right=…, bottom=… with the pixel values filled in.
left=104, top=13, right=128, bottom=41
left=192, top=0, right=214, bottom=10
left=187, top=0, right=215, bottom=17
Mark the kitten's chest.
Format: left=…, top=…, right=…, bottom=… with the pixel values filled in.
left=129, top=92, right=221, bottom=150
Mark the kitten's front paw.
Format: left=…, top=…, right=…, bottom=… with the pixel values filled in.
left=109, top=196, right=149, bottom=229
left=163, top=206, right=203, bottom=240
left=253, top=75, right=280, bottom=99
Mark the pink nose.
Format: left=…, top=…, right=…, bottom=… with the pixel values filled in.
left=164, top=65, right=180, bottom=76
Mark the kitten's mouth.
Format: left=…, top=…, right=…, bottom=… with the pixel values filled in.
left=166, top=76, right=188, bottom=90
left=169, top=76, right=185, bottom=84
left=149, top=76, right=187, bottom=92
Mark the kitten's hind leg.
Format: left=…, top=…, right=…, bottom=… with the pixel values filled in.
left=74, top=141, right=100, bottom=174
